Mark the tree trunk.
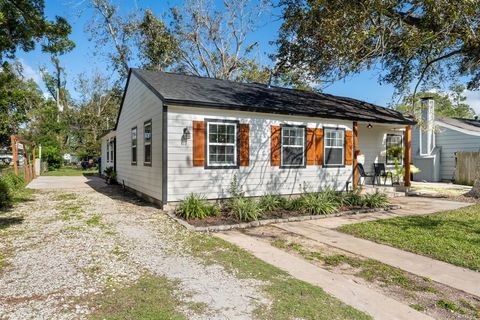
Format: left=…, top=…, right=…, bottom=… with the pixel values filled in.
left=465, top=161, right=480, bottom=198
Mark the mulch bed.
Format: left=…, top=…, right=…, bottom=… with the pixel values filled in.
left=182, top=205, right=395, bottom=229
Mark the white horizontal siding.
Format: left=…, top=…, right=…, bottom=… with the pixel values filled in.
left=357, top=124, right=404, bottom=172
left=100, top=132, right=115, bottom=174
left=435, top=126, right=480, bottom=181
left=116, top=74, right=163, bottom=201
left=166, top=105, right=354, bottom=201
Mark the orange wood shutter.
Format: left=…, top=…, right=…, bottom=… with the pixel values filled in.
left=239, top=123, right=250, bottom=166
left=193, top=120, right=205, bottom=167
left=306, top=128, right=315, bottom=165
left=271, top=125, right=281, bottom=166
left=315, top=128, right=324, bottom=165
left=345, top=130, right=353, bottom=165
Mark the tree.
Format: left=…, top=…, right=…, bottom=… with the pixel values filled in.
left=0, top=62, right=43, bottom=147
left=276, top=0, right=480, bottom=97
left=0, top=0, right=74, bottom=61
left=277, top=0, right=480, bottom=197
left=170, top=0, right=271, bottom=82
left=137, top=9, right=179, bottom=72
left=396, top=85, right=476, bottom=119
left=72, top=72, right=121, bottom=158
left=86, top=0, right=137, bottom=80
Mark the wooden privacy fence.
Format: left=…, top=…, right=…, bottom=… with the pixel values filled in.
left=455, top=151, right=480, bottom=185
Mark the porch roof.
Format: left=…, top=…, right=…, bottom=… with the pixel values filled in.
left=129, top=69, right=416, bottom=126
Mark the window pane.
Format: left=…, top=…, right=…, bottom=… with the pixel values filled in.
left=207, top=122, right=237, bottom=166
left=325, top=147, right=343, bottom=165
left=283, top=147, right=303, bottom=166
left=132, top=146, right=137, bottom=163
left=145, top=145, right=151, bottom=163
left=144, top=123, right=152, bottom=142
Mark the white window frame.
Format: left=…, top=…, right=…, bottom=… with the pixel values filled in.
left=206, top=121, right=238, bottom=168
left=106, top=140, right=110, bottom=162
left=109, top=139, right=114, bottom=163
left=323, top=128, right=345, bottom=167
left=131, top=127, right=137, bottom=165
left=280, top=126, right=306, bottom=168
left=386, top=134, right=403, bottom=165
left=144, top=120, right=152, bottom=165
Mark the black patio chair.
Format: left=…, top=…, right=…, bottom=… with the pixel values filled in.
left=357, top=163, right=376, bottom=186
left=374, top=163, right=393, bottom=186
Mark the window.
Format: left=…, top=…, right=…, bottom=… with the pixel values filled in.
left=281, top=126, right=305, bottom=167
left=144, top=120, right=152, bottom=165
left=106, top=140, right=110, bottom=162
left=324, top=128, right=345, bottom=166
left=131, top=127, right=137, bottom=165
left=110, top=140, right=114, bottom=163
left=386, top=134, right=403, bottom=165
left=206, top=121, right=238, bottom=168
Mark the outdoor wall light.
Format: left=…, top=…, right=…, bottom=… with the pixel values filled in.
left=367, top=123, right=373, bottom=129
left=181, top=127, right=191, bottom=145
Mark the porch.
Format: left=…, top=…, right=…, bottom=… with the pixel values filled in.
left=352, top=121, right=412, bottom=190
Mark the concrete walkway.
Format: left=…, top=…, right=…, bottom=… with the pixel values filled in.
left=274, top=197, right=480, bottom=297
left=217, top=231, right=433, bottom=320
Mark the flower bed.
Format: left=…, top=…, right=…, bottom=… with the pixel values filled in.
left=171, top=189, right=396, bottom=231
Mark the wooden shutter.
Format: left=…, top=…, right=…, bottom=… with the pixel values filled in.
left=345, top=130, right=353, bottom=165
left=239, top=123, right=250, bottom=166
left=193, top=120, right=205, bottom=167
left=315, top=128, right=324, bottom=165
left=271, top=125, right=281, bottom=166
left=306, top=128, right=315, bottom=165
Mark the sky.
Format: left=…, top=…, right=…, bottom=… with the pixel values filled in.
left=16, top=0, right=480, bottom=114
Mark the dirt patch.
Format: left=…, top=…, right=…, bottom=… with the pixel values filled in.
left=245, top=226, right=480, bottom=320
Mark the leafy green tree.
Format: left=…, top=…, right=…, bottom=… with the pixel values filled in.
left=396, top=85, right=476, bottom=119
left=276, top=0, right=480, bottom=97
left=137, top=9, right=179, bottom=72
left=0, top=0, right=74, bottom=60
left=71, top=72, right=121, bottom=158
left=0, top=62, right=43, bottom=147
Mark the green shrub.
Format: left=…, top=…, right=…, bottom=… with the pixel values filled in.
left=259, top=194, right=287, bottom=212
left=229, top=196, right=262, bottom=222
left=42, top=145, right=62, bottom=169
left=362, top=192, right=389, bottom=208
left=298, top=192, right=339, bottom=215
left=0, top=179, right=12, bottom=209
left=176, top=193, right=220, bottom=220
left=342, top=191, right=363, bottom=207
left=285, top=197, right=303, bottom=211
left=1, top=173, right=24, bottom=193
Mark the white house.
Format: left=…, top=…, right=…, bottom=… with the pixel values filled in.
left=101, top=69, right=415, bottom=207
left=412, top=97, right=480, bottom=182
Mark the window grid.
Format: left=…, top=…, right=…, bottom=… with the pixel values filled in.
left=324, top=128, right=345, bottom=166
left=281, top=126, right=305, bottom=167
left=207, top=122, right=237, bottom=167
left=109, top=140, right=114, bottom=163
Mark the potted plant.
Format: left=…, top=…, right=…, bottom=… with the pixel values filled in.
left=103, top=167, right=117, bottom=185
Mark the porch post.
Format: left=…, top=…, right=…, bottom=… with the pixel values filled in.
left=353, top=121, right=359, bottom=189
left=405, top=125, right=411, bottom=187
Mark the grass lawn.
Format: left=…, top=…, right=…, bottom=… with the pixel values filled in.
left=339, top=205, right=480, bottom=271
left=184, top=233, right=371, bottom=320
left=42, top=167, right=98, bottom=176
left=87, top=233, right=370, bottom=319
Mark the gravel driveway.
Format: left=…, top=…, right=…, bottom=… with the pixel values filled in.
left=0, top=176, right=268, bottom=319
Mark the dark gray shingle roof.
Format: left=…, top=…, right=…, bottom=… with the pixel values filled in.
left=130, top=68, right=415, bottom=125
left=437, top=116, right=480, bottom=133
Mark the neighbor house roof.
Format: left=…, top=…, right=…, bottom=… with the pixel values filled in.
left=437, top=116, right=480, bottom=134
left=116, top=68, right=416, bottom=129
